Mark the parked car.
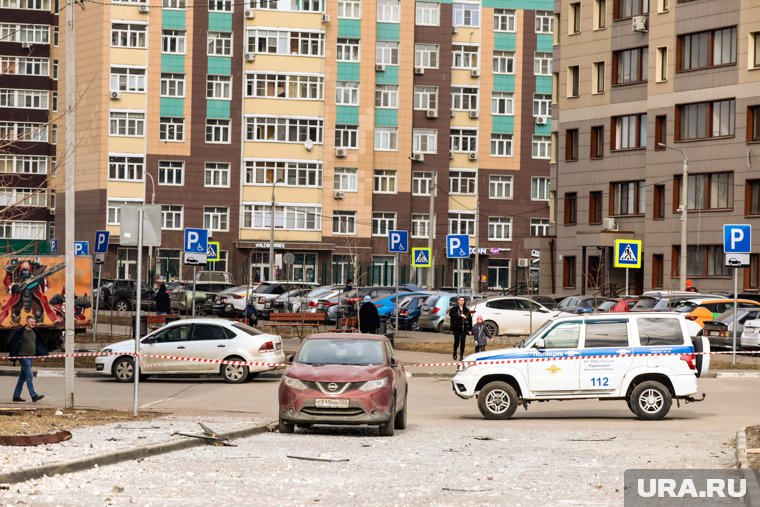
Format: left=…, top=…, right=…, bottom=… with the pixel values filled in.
left=310, top=289, right=348, bottom=323
left=388, top=294, right=431, bottom=331
left=556, top=295, right=615, bottom=314
left=93, top=279, right=115, bottom=308
left=527, top=295, right=559, bottom=310
left=171, top=281, right=235, bottom=315
left=278, top=333, right=408, bottom=436
left=471, top=296, right=555, bottom=336
left=252, top=281, right=321, bottom=319
left=107, top=279, right=157, bottom=312
left=739, top=319, right=760, bottom=349
left=452, top=312, right=710, bottom=420
left=371, top=291, right=431, bottom=318
left=630, top=291, right=725, bottom=312
left=418, top=293, right=476, bottom=333
left=95, top=318, right=285, bottom=383
left=212, top=285, right=257, bottom=317
left=702, top=308, right=760, bottom=349
left=271, top=288, right=314, bottom=314
left=338, top=285, right=421, bottom=318
left=596, top=297, right=639, bottom=313
left=673, top=298, right=760, bottom=327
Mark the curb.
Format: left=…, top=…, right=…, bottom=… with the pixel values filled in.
left=717, top=372, right=760, bottom=379
left=0, top=368, right=283, bottom=380
left=736, top=427, right=760, bottom=507
left=0, top=420, right=273, bottom=485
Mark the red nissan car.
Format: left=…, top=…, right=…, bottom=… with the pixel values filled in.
left=278, top=333, right=408, bottom=436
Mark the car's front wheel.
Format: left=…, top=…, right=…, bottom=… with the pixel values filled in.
left=477, top=381, right=518, bottom=420
left=379, top=397, right=396, bottom=436
left=278, top=419, right=294, bottom=434
left=113, top=356, right=135, bottom=382
left=410, top=319, right=420, bottom=332
left=221, top=356, right=249, bottom=384
left=114, top=299, right=131, bottom=312
left=629, top=381, right=672, bottom=420
left=394, top=390, right=408, bottom=430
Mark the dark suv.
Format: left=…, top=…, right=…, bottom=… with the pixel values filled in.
left=106, top=280, right=157, bottom=312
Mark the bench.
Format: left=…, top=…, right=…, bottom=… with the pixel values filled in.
left=335, top=317, right=358, bottom=333
left=266, top=312, right=327, bottom=338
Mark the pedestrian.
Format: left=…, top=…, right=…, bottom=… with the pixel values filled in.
left=246, top=298, right=259, bottom=327
left=155, top=283, right=171, bottom=315
left=9, top=316, right=46, bottom=403
left=471, top=315, right=492, bottom=353
left=449, top=296, right=472, bottom=361
left=359, top=295, right=380, bottom=334
left=343, top=278, right=354, bottom=293
left=685, top=279, right=698, bottom=293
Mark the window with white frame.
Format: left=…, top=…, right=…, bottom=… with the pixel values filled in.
left=159, top=117, right=184, bottom=142
left=493, top=9, right=516, bottom=32
left=493, top=50, right=515, bottom=74
left=245, top=116, right=323, bottom=143
left=452, top=86, right=478, bottom=111
left=162, top=29, right=186, bottom=54
left=160, top=73, right=185, bottom=97
left=245, top=73, right=324, bottom=100
left=108, top=155, right=144, bottom=181
left=488, top=217, right=512, bottom=241
left=0, top=0, right=50, bottom=9
left=450, top=170, right=476, bottom=194
left=208, top=0, right=232, bottom=11
left=452, top=44, right=479, bottom=69
left=373, top=169, right=397, bottom=193
left=207, top=32, right=232, bottom=56
left=491, top=92, right=514, bottom=115
left=332, top=211, right=356, bottom=235
left=338, top=0, right=360, bottom=19
left=207, top=75, right=232, bottom=99
left=204, top=206, right=229, bottom=231
left=416, top=1, right=439, bottom=25
left=533, top=94, right=551, bottom=117
left=531, top=177, right=550, bottom=200
left=243, top=160, right=322, bottom=187
left=52, top=60, right=57, bottom=80
left=372, top=212, right=396, bottom=236
left=0, top=221, right=46, bottom=240
left=535, top=10, right=553, bottom=33
left=163, top=0, right=186, bottom=8
left=335, top=125, right=359, bottom=149
left=414, top=44, right=439, bottom=69
left=335, top=81, right=359, bottom=105
left=291, top=0, right=324, bottom=12
left=109, top=111, right=144, bottom=137
left=413, top=86, right=438, bottom=111
left=161, top=205, right=183, bottom=230
left=107, top=200, right=136, bottom=225
left=375, top=85, right=398, bottom=108
left=0, top=122, right=47, bottom=142
left=158, top=161, right=184, bottom=186
left=453, top=2, right=480, bottom=27
left=489, top=175, right=513, bottom=199
left=412, top=129, right=437, bottom=154
left=450, top=128, right=477, bottom=152
left=490, top=134, right=513, bottom=157
left=374, top=127, right=398, bottom=151
left=204, top=162, right=230, bottom=188
left=0, top=57, right=49, bottom=77
left=0, top=89, right=49, bottom=110
left=411, top=214, right=430, bottom=238
left=111, top=23, right=147, bottom=49
left=412, top=171, right=433, bottom=196
left=241, top=203, right=321, bottom=231
left=246, top=28, right=325, bottom=57
left=534, top=52, right=552, bottom=76
left=110, top=67, right=146, bottom=92
left=0, top=155, right=47, bottom=175
left=206, top=119, right=230, bottom=143
left=376, top=41, right=399, bottom=65
left=334, top=167, right=358, bottom=191
left=448, top=212, right=475, bottom=235
left=531, top=135, right=551, bottom=159
left=530, top=217, right=550, bottom=236
left=377, top=0, right=400, bottom=22
left=337, top=38, right=360, bottom=62
left=50, top=124, right=56, bottom=145
left=0, top=188, right=48, bottom=208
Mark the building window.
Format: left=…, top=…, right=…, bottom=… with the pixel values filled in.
left=675, top=172, right=733, bottom=211
left=0, top=57, right=50, bottom=77
left=107, top=200, right=142, bottom=225
left=566, top=129, right=579, bottom=161
left=334, top=167, right=358, bottom=192
left=414, top=44, right=439, bottom=69
left=488, top=217, right=512, bottom=241
left=678, top=26, right=736, bottom=72
left=752, top=32, right=760, bottom=69
left=376, top=41, right=399, bottom=65
left=411, top=214, right=430, bottom=238
left=490, top=134, right=513, bottom=157
left=450, top=128, right=478, bottom=153
left=160, top=73, right=185, bottom=97
left=449, top=170, right=476, bottom=194
left=567, top=65, right=580, bottom=97
left=337, top=0, right=360, bottom=19
left=203, top=206, right=229, bottom=231
left=372, top=212, right=396, bottom=236
left=206, top=75, right=232, bottom=100
left=416, top=1, right=440, bottom=25
left=489, top=175, right=513, bottom=199
left=494, top=9, right=516, bottom=32
left=377, top=0, right=400, bottom=22
left=243, top=160, right=322, bottom=187
left=164, top=0, right=186, bottom=8
left=245, top=116, right=323, bottom=144
left=207, top=32, right=232, bottom=56
left=656, top=46, right=668, bottom=82
left=532, top=136, right=551, bottom=159
left=245, top=73, right=324, bottom=100
left=614, top=0, right=648, bottom=19
left=448, top=212, right=476, bottom=235
left=337, top=38, right=360, bottom=62
left=654, top=184, right=665, bottom=219
left=335, top=81, right=359, bottom=105
left=108, top=156, right=144, bottom=181
left=161, top=29, right=186, bottom=54
left=530, top=218, right=550, bottom=237
left=534, top=52, right=552, bottom=76
left=675, top=245, right=730, bottom=277
left=655, top=114, right=666, bottom=150
left=109, top=111, right=145, bottom=137
left=592, top=61, right=605, bottom=94
left=590, top=126, right=604, bottom=159
left=570, top=2, right=581, bottom=34
left=589, top=191, right=602, bottom=224
left=533, top=94, right=551, bottom=117
left=246, top=28, right=325, bottom=57
left=652, top=254, right=664, bottom=288
left=373, top=169, right=397, bottom=193
left=242, top=204, right=321, bottom=231
left=111, top=23, right=147, bottom=49
left=611, top=180, right=645, bottom=215
left=676, top=99, right=735, bottom=141
left=414, top=86, right=438, bottom=110
left=594, top=0, right=606, bottom=30
left=158, top=161, right=184, bottom=186
left=613, top=47, right=648, bottom=85
left=451, top=87, right=478, bottom=112
left=412, top=171, right=433, bottom=196
left=746, top=180, right=760, bottom=216
left=336, top=125, right=359, bottom=149
left=493, top=51, right=515, bottom=74
left=563, top=256, right=576, bottom=288
left=205, top=119, right=230, bottom=143
left=491, top=92, right=514, bottom=116
left=208, top=0, right=232, bottom=11
left=375, top=85, right=398, bottom=109
left=204, top=162, right=230, bottom=188
left=750, top=106, right=760, bottom=143
left=413, top=129, right=438, bottom=154
left=159, top=117, right=184, bottom=142
left=161, top=205, right=183, bottom=230
left=453, top=2, right=480, bottom=27
left=535, top=10, right=553, bottom=33
left=374, top=128, right=398, bottom=151
left=611, top=113, right=647, bottom=150
left=332, top=211, right=356, bottom=235
left=110, top=67, right=146, bottom=92
left=564, top=193, right=577, bottom=225
left=452, top=44, right=479, bottom=70
left=532, top=177, right=550, bottom=201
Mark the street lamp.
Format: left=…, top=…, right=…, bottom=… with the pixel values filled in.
left=409, top=157, right=437, bottom=290
left=658, top=143, right=688, bottom=291
left=145, top=171, right=156, bottom=285
left=269, top=178, right=282, bottom=281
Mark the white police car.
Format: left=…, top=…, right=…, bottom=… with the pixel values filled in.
left=452, top=313, right=709, bottom=420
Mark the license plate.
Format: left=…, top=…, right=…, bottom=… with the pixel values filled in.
left=315, top=398, right=349, bottom=408
left=276, top=342, right=282, bottom=350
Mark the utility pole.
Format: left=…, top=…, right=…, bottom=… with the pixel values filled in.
left=658, top=143, right=688, bottom=291
left=428, top=170, right=437, bottom=290
left=145, top=172, right=156, bottom=286
left=269, top=179, right=280, bottom=281
left=63, top=0, right=77, bottom=409
left=471, top=194, right=479, bottom=294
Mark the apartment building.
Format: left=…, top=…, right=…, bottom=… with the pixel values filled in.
left=550, top=0, right=760, bottom=296
left=58, top=0, right=551, bottom=289
left=0, top=0, right=58, bottom=255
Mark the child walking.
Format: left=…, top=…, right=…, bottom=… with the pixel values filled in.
left=471, top=315, right=492, bottom=353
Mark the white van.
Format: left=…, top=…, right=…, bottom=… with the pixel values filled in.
left=452, top=312, right=709, bottom=420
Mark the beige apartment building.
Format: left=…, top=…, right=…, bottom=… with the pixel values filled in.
left=547, top=0, right=760, bottom=296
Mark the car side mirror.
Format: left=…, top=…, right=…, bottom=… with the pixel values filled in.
left=286, top=354, right=295, bottom=364
left=390, top=357, right=398, bottom=366
left=533, top=338, right=545, bottom=349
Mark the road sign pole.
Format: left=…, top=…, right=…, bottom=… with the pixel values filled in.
left=457, top=258, right=462, bottom=299
left=191, top=266, right=197, bottom=318
left=625, top=268, right=629, bottom=297
left=395, top=252, right=399, bottom=341
left=92, top=264, right=102, bottom=343
left=133, top=207, right=143, bottom=417
left=733, top=267, right=738, bottom=366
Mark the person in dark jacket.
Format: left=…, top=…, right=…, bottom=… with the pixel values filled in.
left=9, top=316, right=46, bottom=402
left=471, top=315, right=493, bottom=353
left=246, top=298, right=259, bottom=327
left=449, top=296, right=472, bottom=361
left=359, top=295, right=380, bottom=334
left=155, top=283, right=171, bottom=315
left=343, top=278, right=354, bottom=293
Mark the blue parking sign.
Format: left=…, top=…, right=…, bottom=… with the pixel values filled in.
left=94, top=230, right=110, bottom=254
left=74, top=241, right=89, bottom=256
left=446, top=235, right=470, bottom=259
left=184, top=228, right=209, bottom=253
left=388, top=230, right=408, bottom=253
left=723, top=224, right=751, bottom=254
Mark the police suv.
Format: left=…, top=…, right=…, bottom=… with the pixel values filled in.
left=452, top=313, right=709, bottom=420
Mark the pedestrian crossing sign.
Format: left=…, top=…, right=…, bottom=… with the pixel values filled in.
left=411, top=247, right=432, bottom=268
left=614, top=239, right=642, bottom=269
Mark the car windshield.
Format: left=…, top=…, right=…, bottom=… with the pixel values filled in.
left=253, top=284, right=276, bottom=294
left=423, top=295, right=440, bottom=307
left=296, top=338, right=386, bottom=366
left=632, top=297, right=658, bottom=310
left=674, top=301, right=698, bottom=313
left=231, top=323, right=263, bottom=336
left=597, top=301, right=616, bottom=312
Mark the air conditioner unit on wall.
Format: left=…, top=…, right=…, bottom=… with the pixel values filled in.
left=322, top=13, right=330, bottom=23
left=517, top=258, right=530, bottom=268
left=138, top=4, right=149, bottom=12
left=470, top=69, right=480, bottom=78
left=334, top=191, right=344, bottom=200
left=469, top=110, right=479, bottom=119
left=335, top=148, right=347, bottom=158
left=468, top=152, right=477, bottom=161
left=632, top=15, right=648, bottom=32
left=21, top=42, right=32, bottom=49
left=411, top=152, right=424, bottom=162
left=426, top=109, right=438, bottom=119
left=375, top=64, right=386, bottom=72
left=414, top=66, right=425, bottom=75
left=536, top=116, right=548, bottom=125
left=110, top=90, right=121, bottom=100
left=245, top=53, right=255, bottom=62
left=602, top=217, right=618, bottom=231
left=245, top=8, right=255, bottom=18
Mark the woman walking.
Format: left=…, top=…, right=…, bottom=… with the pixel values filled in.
left=448, top=296, right=472, bottom=361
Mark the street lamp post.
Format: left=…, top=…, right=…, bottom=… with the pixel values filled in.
left=658, top=143, right=688, bottom=291
left=145, top=172, right=156, bottom=286
left=269, top=179, right=281, bottom=281
left=410, top=158, right=437, bottom=290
